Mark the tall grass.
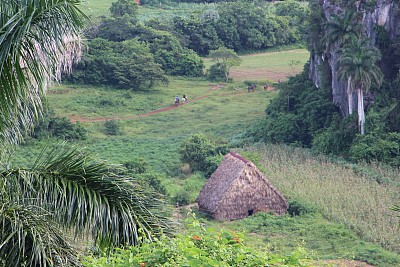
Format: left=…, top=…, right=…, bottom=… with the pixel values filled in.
left=242, top=144, right=400, bottom=253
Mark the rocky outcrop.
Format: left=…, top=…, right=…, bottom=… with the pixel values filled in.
left=309, top=0, right=400, bottom=115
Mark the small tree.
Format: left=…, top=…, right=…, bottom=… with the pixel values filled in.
left=110, top=0, right=138, bottom=18
left=208, top=47, right=241, bottom=82
left=179, top=133, right=229, bottom=176
left=337, top=38, right=383, bottom=135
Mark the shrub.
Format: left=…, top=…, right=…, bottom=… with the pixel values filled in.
left=287, top=200, right=317, bottom=216
left=104, top=120, right=121, bottom=136
left=207, top=63, right=227, bottom=81
left=83, top=213, right=313, bottom=267
left=179, top=133, right=229, bottom=176
left=33, top=114, right=87, bottom=141
left=123, top=158, right=149, bottom=174
left=349, top=132, right=400, bottom=167
left=172, top=188, right=191, bottom=205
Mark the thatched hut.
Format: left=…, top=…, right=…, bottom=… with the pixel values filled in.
left=197, top=152, right=288, bottom=221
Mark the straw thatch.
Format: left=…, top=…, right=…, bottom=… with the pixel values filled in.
left=197, top=152, right=288, bottom=221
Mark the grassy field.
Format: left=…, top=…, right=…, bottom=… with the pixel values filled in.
left=243, top=145, right=400, bottom=252
left=12, top=50, right=400, bottom=266
left=38, top=77, right=275, bottom=171
left=82, top=0, right=218, bottom=20
left=82, top=0, right=112, bottom=17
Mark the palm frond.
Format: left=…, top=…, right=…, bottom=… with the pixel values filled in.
left=4, top=144, right=171, bottom=248
left=0, top=0, right=86, bottom=147
left=0, top=201, right=80, bottom=267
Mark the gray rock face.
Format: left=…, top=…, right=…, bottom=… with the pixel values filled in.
left=309, top=0, right=400, bottom=115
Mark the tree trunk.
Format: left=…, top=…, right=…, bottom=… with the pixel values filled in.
left=357, top=86, right=365, bottom=135
left=347, top=75, right=353, bottom=115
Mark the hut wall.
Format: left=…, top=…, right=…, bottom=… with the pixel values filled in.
left=212, top=165, right=288, bottom=220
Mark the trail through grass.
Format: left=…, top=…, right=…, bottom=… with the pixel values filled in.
left=12, top=49, right=400, bottom=266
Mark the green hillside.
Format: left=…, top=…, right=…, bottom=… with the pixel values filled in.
left=2, top=0, right=400, bottom=266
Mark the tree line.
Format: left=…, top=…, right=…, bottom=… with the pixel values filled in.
left=254, top=0, right=400, bottom=167
left=65, top=0, right=309, bottom=89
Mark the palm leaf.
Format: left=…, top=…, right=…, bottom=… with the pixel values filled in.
left=0, top=201, right=80, bottom=267
left=4, top=144, right=171, bottom=248
left=0, top=0, right=86, bottom=147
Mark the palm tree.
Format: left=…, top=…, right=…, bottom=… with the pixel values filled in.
left=337, top=38, right=383, bottom=135
left=323, top=9, right=364, bottom=116
left=0, top=1, right=169, bottom=266
left=323, top=9, right=362, bottom=52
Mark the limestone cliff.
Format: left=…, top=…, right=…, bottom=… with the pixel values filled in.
left=309, top=0, right=400, bottom=115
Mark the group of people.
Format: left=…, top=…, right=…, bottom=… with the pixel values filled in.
left=175, top=94, right=188, bottom=105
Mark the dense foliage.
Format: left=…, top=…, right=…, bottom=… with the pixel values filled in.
left=253, top=1, right=400, bottom=167
left=179, top=133, right=229, bottom=176
left=67, top=0, right=309, bottom=87
left=66, top=38, right=168, bottom=90
left=32, top=109, right=87, bottom=140
left=252, top=67, right=341, bottom=148
left=83, top=213, right=313, bottom=267
left=207, top=47, right=241, bottom=81
left=67, top=11, right=205, bottom=87
left=171, top=1, right=308, bottom=55
left=110, top=0, right=138, bottom=18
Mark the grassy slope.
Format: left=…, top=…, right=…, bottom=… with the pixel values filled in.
left=46, top=78, right=276, bottom=170
left=13, top=50, right=400, bottom=266
left=12, top=1, right=400, bottom=265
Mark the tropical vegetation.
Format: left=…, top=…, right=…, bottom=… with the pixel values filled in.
left=0, top=1, right=169, bottom=266
left=2, top=0, right=400, bottom=266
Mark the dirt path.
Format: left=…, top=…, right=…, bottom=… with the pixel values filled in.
left=69, top=84, right=274, bottom=123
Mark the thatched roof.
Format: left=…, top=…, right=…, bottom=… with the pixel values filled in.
left=197, top=152, right=288, bottom=220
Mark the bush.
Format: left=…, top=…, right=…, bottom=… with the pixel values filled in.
left=349, top=132, right=400, bottom=167
left=179, top=133, right=229, bottom=176
left=172, top=188, right=191, bottom=205
left=33, top=114, right=87, bottom=141
left=287, top=200, right=317, bottom=216
left=83, top=213, right=313, bottom=267
left=207, top=63, right=227, bottom=81
left=123, top=158, right=149, bottom=174
left=104, top=120, right=121, bottom=136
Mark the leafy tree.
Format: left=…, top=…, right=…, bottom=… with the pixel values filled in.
left=95, top=18, right=205, bottom=77
left=323, top=9, right=364, bottom=115
left=173, top=16, right=222, bottom=55
left=323, top=8, right=362, bottom=51
left=337, top=38, right=383, bottom=135
left=208, top=47, right=241, bottom=82
left=110, top=0, right=138, bottom=18
left=68, top=38, right=169, bottom=90
left=207, top=62, right=227, bottom=81
left=97, top=16, right=138, bottom=41
left=0, top=1, right=169, bottom=266
left=179, top=133, right=229, bottom=176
